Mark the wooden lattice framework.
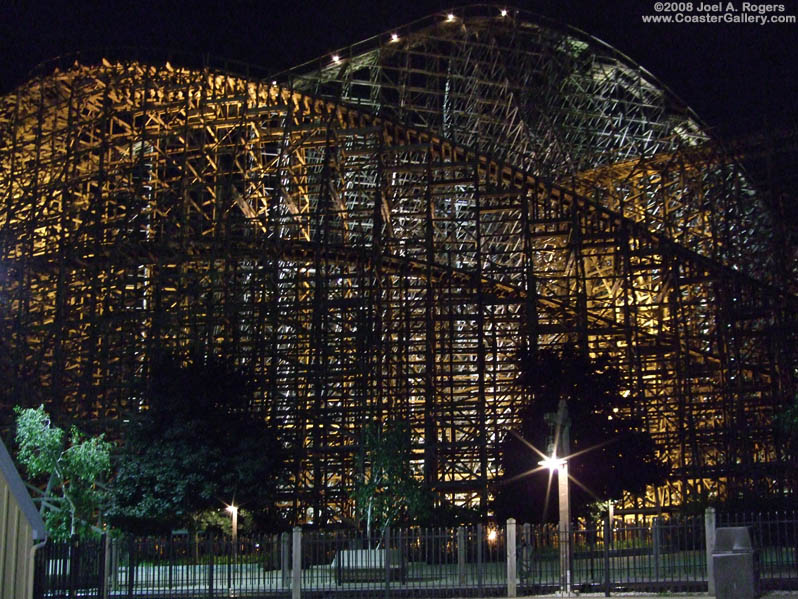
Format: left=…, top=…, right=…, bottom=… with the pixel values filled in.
left=1, top=7, right=795, bottom=523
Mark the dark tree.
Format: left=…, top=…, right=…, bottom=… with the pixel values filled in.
left=352, top=420, right=432, bottom=543
left=767, top=394, right=798, bottom=509
left=106, top=355, right=285, bottom=533
left=494, top=345, right=667, bottom=523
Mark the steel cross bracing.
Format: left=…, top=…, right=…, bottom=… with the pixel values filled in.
left=0, top=17, right=795, bottom=523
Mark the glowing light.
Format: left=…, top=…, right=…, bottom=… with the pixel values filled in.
left=446, top=13, right=456, bottom=21
left=487, top=528, right=498, bottom=543
left=331, top=54, right=341, bottom=63
left=500, top=9, right=508, bottom=17
left=271, top=80, right=277, bottom=85
left=390, top=33, right=400, bottom=42
left=226, top=504, right=238, bottom=514
left=538, top=456, right=567, bottom=471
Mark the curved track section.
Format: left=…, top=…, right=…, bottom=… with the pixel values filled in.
left=281, top=5, right=778, bottom=282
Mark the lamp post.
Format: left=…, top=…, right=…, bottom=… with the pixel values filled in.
left=226, top=504, right=238, bottom=596
left=539, top=456, right=572, bottom=595
left=540, top=397, right=573, bottom=596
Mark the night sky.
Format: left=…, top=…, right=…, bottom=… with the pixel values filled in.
left=1, top=1, right=796, bottom=144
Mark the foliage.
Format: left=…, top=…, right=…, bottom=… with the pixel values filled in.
left=193, top=506, right=255, bottom=535
left=776, top=396, right=798, bottom=489
left=14, top=405, right=111, bottom=540
left=352, top=420, right=432, bottom=544
left=106, top=355, right=286, bottom=533
left=494, top=345, right=667, bottom=523
left=421, top=501, right=484, bottom=526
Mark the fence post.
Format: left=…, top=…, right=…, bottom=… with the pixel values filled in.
left=506, top=518, right=517, bottom=598
left=68, top=534, right=80, bottom=598
left=272, top=533, right=280, bottom=571
left=97, top=533, right=108, bottom=599
left=384, top=525, right=391, bottom=599
left=292, top=526, right=302, bottom=599
left=705, top=507, right=716, bottom=596
left=207, top=534, right=215, bottom=598
left=457, top=526, right=466, bottom=584
left=603, top=514, right=611, bottom=597
left=127, top=537, right=135, bottom=598
left=168, top=534, right=174, bottom=591
left=227, top=529, right=232, bottom=596
left=653, top=516, right=661, bottom=583
left=109, top=537, right=119, bottom=592
left=477, top=523, right=484, bottom=591
left=399, top=528, right=407, bottom=584
left=523, top=523, right=531, bottom=587
left=281, top=531, right=291, bottom=588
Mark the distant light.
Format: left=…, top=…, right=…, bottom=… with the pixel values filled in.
left=271, top=80, right=277, bottom=85
left=226, top=504, right=238, bottom=514
left=331, top=54, right=341, bottom=63
left=539, top=456, right=567, bottom=471
left=500, top=9, right=508, bottom=17
left=487, top=528, right=498, bottom=543
left=446, top=13, right=456, bottom=22
left=390, top=33, right=400, bottom=42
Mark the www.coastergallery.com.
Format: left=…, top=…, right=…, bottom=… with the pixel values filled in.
left=642, top=2, right=795, bottom=24
left=642, top=12, right=795, bottom=23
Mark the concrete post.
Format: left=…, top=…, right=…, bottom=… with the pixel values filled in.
left=506, top=518, right=517, bottom=597
left=705, top=507, right=716, bottom=596
left=292, top=526, right=302, bottom=599
left=109, top=536, right=119, bottom=590
left=457, top=526, right=466, bottom=584
left=558, top=461, right=572, bottom=595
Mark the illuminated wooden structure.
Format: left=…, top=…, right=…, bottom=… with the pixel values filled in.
left=1, top=7, right=795, bottom=523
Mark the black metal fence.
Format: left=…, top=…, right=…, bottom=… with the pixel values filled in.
left=513, top=515, right=706, bottom=594
left=34, top=534, right=108, bottom=597
left=31, top=512, right=798, bottom=598
left=299, top=523, right=507, bottom=596
left=717, top=511, right=798, bottom=589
